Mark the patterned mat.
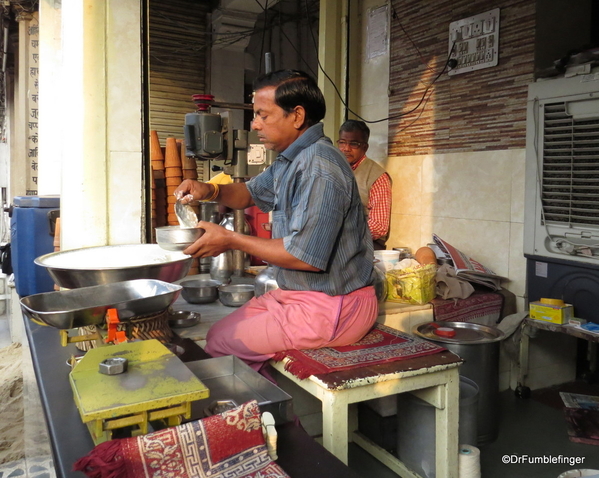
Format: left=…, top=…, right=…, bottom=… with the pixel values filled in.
left=74, top=400, right=289, bottom=478
left=272, top=323, right=446, bottom=379
left=431, top=291, right=504, bottom=325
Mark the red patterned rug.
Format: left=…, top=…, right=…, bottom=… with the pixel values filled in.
left=73, top=400, right=289, bottom=478
left=272, top=323, right=446, bottom=379
left=432, top=291, right=504, bottom=324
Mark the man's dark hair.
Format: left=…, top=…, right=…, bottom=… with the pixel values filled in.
left=339, top=119, right=370, bottom=143
left=253, top=70, right=326, bottom=126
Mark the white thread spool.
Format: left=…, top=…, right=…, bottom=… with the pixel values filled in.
left=458, top=444, right=481, bottom=478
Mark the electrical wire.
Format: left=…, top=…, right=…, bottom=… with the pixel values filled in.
left=302, top=0, right=455, bottom=125
left=389, top=2, right=436, bottom=75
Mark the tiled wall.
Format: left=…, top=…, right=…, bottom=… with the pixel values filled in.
left=386, top=149, right=527, bottom=308
left=382, top=0, right=536, bottom=309
left=387, top=0, right=535, bottom=155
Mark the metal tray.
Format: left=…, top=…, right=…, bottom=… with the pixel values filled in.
left=20, top=279, right=182, bottom=329
left=184, top=355, right=293, bottom=425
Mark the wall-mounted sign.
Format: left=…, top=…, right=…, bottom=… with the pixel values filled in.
left=448, top=8, right=499, bottom=76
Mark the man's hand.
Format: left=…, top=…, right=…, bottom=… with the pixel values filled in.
left=174, top=180, right=213, bottom=203
left=183, top=221, right=232, bottom=258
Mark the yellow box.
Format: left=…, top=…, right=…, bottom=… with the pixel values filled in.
left=529, top=301, right=574, bottom=324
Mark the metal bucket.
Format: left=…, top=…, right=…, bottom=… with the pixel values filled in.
left=413, top=321, right=505, bottom=446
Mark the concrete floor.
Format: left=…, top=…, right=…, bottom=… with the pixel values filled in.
left=346, top=389, right=599, bottom=478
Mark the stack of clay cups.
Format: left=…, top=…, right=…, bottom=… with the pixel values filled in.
left=165, top=137, right=183, bottom=225
left=150, top=130, right=167, bottom=233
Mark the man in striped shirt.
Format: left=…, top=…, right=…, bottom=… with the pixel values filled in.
left=337, top=120, right=392, bottom=250
left=175, top=70, right=378, bottom=373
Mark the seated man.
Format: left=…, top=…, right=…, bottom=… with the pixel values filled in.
left=337, top=120, right=392, bottom=250
left=175, top=70, right=378, bottom=373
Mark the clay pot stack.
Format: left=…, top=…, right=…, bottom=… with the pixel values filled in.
left=149, top=132, right=200, bottom=275
left=165, top=137, right=183, bottom=226
left=150, top=130, right=167, bottom=236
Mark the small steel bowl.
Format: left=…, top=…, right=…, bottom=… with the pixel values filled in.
left=168, top=310, right=201, bottom=328
left=180, top=279, right=220, bottom=304
left=218, top=283, right=255, bottom=307
left=156, top=226, right=205, bottom=252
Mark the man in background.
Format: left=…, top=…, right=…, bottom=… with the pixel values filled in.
left=337, top=120, right=392, bottom=250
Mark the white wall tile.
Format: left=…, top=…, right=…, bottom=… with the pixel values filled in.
left=507, top=222, right=527, bottom=299
left=510, top=149, right=526, bottom=223
left=421, top=151, right=512, bottom=222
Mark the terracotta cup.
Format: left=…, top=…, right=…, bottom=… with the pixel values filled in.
left=165, top=167, right=183, bottom=178
left=166, top=185, right=180, bottom=196
left=150, top=130, right=164, bottom=161
left=165, top=137, right=181, bottom=168
left=166, top=177, right=182, bottom=186
left=183, top=169, right=198, bottom=180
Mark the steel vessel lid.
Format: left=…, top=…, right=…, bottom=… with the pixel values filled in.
left=413, top=321, right=505, bottom=344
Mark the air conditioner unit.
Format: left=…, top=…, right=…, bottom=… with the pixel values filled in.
left=524, top=74, right=599, bottom=264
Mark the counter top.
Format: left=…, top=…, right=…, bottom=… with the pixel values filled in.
left=23, top=293, right=359, bottom=478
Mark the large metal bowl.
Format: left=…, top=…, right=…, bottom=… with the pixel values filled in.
left=156, top=226, right=205, bottom=252
left=180, top=279, right=220, bottom=304
left=35, top=244, right=192, bottom=289
left=218, top=283, right=255, bottom=307
left=20, top=279, right=182, bottom=329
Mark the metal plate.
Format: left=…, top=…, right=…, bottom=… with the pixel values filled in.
left=413, top=321, right=505, bottom=344
left=185, top=355, right=293, bottom=425
left=20, top=279, right=182, bottom=329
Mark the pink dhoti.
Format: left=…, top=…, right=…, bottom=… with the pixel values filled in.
left=205, top=286, right=378, bottom=370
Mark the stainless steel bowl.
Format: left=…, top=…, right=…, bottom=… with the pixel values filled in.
left=168, top=310, right=201, bottom=328
left=180, top=279, right=220, bottom=304
left=20, top=279, right=182, bottom=329
left=218, top=283, right=255, bottom=307
left=35, top=244, right=192, bottom=289
left=156, top=226, right=205, bottom=252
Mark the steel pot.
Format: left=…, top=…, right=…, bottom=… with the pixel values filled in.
left=210, top=250, right=233, bottom=283
left=413, top=321, right=504, bottom=445
left=198, top=202, right=221, bottom=273
left=218, top=283, right=255, bottom=307
left=254, top=264, right=279, bottom=297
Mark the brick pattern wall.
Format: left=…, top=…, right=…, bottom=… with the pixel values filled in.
left=388, top=0, right=535, bottom=156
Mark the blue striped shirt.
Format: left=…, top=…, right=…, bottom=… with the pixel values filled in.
left=246, top=123, right=374, bottom=296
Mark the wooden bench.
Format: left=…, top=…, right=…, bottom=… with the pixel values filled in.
left=271, top=350, right=463, bottom=478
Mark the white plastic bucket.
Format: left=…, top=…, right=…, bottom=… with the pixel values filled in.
left=374, top=250, right=400, bottom=271
left=396, top=376, right=479, bottom=478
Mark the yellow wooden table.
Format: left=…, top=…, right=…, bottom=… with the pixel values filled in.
left=271, top=351, right=462, bottom=478
left=70, top=339, right=209, bottom=444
